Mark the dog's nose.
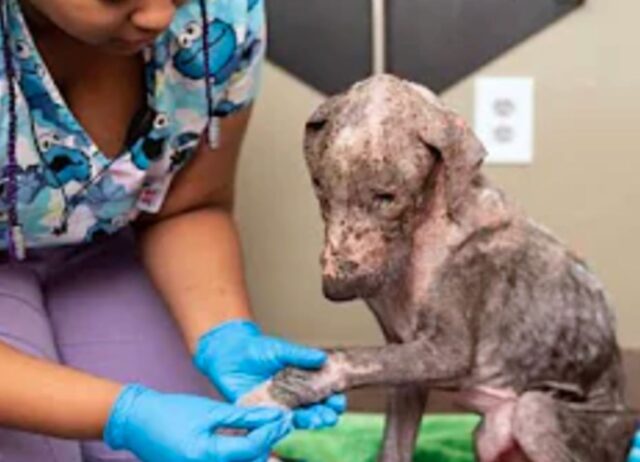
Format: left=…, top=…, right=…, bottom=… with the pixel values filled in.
left=322, top=276, right=359, bottom=302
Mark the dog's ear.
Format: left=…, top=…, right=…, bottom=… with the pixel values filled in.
left=303, top=94, right=345, bottom=158
left=438, top=116, right=487, bottom=221
left=410, top=85, right=487, bottom=221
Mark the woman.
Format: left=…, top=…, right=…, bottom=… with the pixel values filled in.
left=0, top=0, right=345, bottom=461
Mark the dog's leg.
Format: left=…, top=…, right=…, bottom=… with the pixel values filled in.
left=473, top=401, right=529, bottom=462
left=511, top=392, right=635, bottom=462
left=239, top=329, right=471, bottom=409
left=378, top=385, right=428, bottom=462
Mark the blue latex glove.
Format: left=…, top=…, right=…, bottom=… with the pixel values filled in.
left=194, top=319, right=347, bottom=430
left=628, top=431, right=640, bottom=462
left=104, top=383, right=292, bottom=462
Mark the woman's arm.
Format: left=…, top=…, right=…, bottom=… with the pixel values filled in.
left=137, top=109, right=346, bottom=428
left=136, top=108, right=254, bottom=352
left=0, top=340, right=291, bottom=461
left=0, top=340, right=122, bottom=438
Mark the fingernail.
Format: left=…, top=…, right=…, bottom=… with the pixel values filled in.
left=335, top=394, right=347, bottom=407
left=311, top=350, right=327, bottom=362
left=320, top=407, right=337, bottom=427
left=326, top=412, right=338, bottom=426
left=293, top=413, right=310, bottom=429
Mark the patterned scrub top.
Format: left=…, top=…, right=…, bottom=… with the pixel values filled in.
left=0, top=0, right=265, bottom=257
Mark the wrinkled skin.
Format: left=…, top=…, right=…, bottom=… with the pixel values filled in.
left=240, top=75, right=637, bottom=462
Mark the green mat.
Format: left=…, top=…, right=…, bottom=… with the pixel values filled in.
left=275, top=413, right=480, bottom=462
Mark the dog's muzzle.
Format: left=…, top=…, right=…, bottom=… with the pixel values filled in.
left=322, top=274, right=379, bottom=301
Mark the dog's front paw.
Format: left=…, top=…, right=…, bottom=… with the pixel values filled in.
left=238, top=354, right=347, bottom=409
left=237, top=380, right=287, bottom=409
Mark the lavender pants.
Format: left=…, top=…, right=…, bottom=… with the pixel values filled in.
left=0, top=229, right=217, bottom=462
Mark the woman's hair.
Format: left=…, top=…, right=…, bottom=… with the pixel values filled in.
left=0, top=0, right=215, bottom=259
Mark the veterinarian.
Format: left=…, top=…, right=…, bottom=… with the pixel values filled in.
left=0, top=0, right=345, bottom=461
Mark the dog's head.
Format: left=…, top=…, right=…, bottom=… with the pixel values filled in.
left=304, top=74, right=487, bottom=301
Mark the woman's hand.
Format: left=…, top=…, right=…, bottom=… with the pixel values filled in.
left=193, top=319, right=347, bottom=430
left=104, top=384, right=291, bottom=462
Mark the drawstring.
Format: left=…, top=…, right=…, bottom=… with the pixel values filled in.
left=0, top=2, right=25, bottom=260
left=198, top=0, right=215, bottom=147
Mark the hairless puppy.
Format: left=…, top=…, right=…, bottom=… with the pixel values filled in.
left=240, top=74, right=637, bottom=462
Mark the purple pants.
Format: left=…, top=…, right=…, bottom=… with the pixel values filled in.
left=0, top=229, right=217, bottom=462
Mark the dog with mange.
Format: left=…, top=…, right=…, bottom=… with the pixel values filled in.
left=241, top=74, right=637, bottom=462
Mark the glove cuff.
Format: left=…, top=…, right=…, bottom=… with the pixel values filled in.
left=193, top=319, right=261, bottom=373
left=103, top=383, right=149, bottom=450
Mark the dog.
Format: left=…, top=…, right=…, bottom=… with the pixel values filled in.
left=240, top=74, right=637, bottom=462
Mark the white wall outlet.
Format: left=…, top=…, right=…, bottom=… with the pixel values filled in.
left=474, top=77, right=535, bottom=165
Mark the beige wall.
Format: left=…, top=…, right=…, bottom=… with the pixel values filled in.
left=236, top=0, right=640, bottom=349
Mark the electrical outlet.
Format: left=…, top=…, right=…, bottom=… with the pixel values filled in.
left=474, top=77, right=535, bottom=165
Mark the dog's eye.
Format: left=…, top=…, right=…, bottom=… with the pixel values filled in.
left=306, top=119, right=328, bottom=132
left=312, top=177, right=322, bottom=190
left=423, top=141, right=442, bottom=160
left=373, top=192, right=396, bottom=205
